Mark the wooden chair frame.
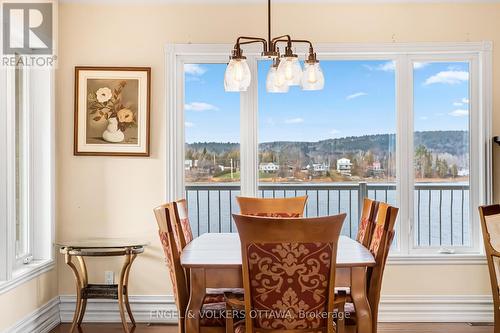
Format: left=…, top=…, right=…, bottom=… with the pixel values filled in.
left=367, top=204, right=398, bottom=333
left=154, top=203, right=190, bottom=333
left=233, top=213, right=346, bottom=333
left=236, top=196, right=308, bottom=217
left=479, top=204, right=500, bottom=333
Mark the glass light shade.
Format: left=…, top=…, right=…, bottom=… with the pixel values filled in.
left=224, top=58, right=251, bottom=92
left=266, top=66, right=289, bottom=93
left=301, top=62, right=325, bottom=91
left=277, top=56, right=302, bottom=86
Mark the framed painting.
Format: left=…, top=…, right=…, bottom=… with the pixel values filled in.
left=74, top=66, right=151, bottom=156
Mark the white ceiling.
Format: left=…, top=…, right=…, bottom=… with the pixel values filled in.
left=60, top=0, right=500, bottom=4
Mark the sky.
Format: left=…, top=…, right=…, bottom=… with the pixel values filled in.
left=184, top=60, right=469, bottom=144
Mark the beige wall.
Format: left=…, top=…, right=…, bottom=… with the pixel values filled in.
left=54, top=2, right=498, bottom=298
left=0, top=270, right=58, bottom=332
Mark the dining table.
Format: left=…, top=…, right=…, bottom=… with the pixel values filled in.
left=181, top=233, right=376, bottom=333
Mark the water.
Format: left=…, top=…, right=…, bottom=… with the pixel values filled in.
left=186, top=183, right=470, bottom=248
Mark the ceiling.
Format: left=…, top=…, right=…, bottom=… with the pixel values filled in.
left=60, top=0, right=500, bottom=4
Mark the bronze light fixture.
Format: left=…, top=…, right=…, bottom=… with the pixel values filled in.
left=224, top=0, right=324, bottom=93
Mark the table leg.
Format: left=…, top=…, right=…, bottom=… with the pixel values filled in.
left=186, top=268, right=206, bottom=333
left=64, top=253, right=84, bottom=333
left=351, top=267, right=372, bottom=333
left=118, top=251, right=132, bottom=333
left=76, top=256, right=88, bottom=326
left=123, top=253, right=137, bottom=326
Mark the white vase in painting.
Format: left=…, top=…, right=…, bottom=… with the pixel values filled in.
left=102, top=117, right=125, bottom=143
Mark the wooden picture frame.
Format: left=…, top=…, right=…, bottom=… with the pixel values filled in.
left=74, top=66, right=151, bottom=156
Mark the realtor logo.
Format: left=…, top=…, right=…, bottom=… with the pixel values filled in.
left=2, top=2, right=53, bottom=55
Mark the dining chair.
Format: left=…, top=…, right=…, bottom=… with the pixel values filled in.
left=230, top=213, right=347, bottom=333
left=355, top=198, right=378, bottom=247
left=154, top=203, right=226, bottom=333
left=479, top=204, right=500, bottom=333
left=344, top=202, right=399, bottom=333
left=236, top=196, right=308, bottom=217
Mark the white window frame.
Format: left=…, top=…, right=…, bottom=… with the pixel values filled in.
left=0, top=65, right=56, bottom=293
left=165, top=42, right=492, bottom=264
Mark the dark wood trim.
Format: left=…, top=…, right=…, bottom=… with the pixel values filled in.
left=73, top=66, right=151, bottom=157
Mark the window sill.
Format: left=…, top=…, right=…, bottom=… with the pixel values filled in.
left=387, top=254, right=486, bottom=265
left=0, top=259, right=55, bottom=295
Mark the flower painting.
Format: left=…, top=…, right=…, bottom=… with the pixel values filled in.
left=74, top=67, right=150, bottom=156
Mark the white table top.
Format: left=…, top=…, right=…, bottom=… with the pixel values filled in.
left=181, top=233, right=375, bottom=268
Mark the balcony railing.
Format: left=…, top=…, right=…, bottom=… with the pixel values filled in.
left=185, top=182, right=470, bottom=247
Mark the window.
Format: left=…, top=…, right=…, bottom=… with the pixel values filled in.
left=412, top=61, right=471, bottom=250
left=258, top=59, right=396, bottom=238
left=0, top=66, right=55, bottom=290
left=184, top=63, right=241, bottom=235
left=168, top=43, right=492, bottom=260
left=15, top=65, right=31, bottom=264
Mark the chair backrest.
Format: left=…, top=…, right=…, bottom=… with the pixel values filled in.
left=172, top=199, right=194, bottom=249
left=479, top=205, right=500, bottom=312
left=236, top=196, right=308, bottom=217
left=356, top=198, right=378, bottom=247
left=233, top=213, right=346, bottom=333
left=366, top=202, right=398, bottom=330
left=153, top=203, right=189, bottom=331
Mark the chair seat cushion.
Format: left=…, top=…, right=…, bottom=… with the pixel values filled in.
left=204, top=288, right=244, bottom=304
left=200, top=302, right=226, bottom=327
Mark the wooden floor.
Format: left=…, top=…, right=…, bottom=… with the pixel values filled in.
left=50, top=323, right=494, bottom=333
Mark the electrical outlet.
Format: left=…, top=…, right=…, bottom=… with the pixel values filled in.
left=105, top=271, right=114, bottom=285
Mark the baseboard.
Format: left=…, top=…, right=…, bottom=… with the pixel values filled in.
left=378, top=295, right=494, bottom=322
left=5, top=293, right=494, bottom=332
left=4, top=297, right=60, bottom=333
left=59, top=295, right=178, bottom=324
left=60, top=294, right=494, bottom=324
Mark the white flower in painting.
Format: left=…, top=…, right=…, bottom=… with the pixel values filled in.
left=96, top=87, right=112, bottom=103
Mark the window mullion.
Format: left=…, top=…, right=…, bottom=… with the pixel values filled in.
left=240, top=56, right=259, bottom=197
left=396, top=55, right=413, bottom=256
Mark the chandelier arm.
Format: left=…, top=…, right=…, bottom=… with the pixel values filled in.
left=235, top=37, right=268, bottom=53
left=273, top=39, right=314, bottom=49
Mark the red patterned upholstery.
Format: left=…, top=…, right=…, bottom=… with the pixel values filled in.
left=368, top=202, right=391, bottom=257
left=247, top=242, right=333, bottom=330
left=356, top=217, right=370, bottom=245
left=173, top=200, right=194, bottom=250
left=158, top=231, right=180, bottom=305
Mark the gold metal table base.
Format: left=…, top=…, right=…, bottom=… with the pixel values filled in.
left=61, top=247, right=144, bottom=333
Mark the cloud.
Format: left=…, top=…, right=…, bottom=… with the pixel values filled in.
left=184, top=102, right=219, bottom=112
left=330, top=129, right=341, bottom=136
left=346, top=92, right=368, bottom=100
left=419, top=116, right=429, bottom=120
left=185, top=121, right=195, bottom=128
left=285, top=117, right=304, bottom=124
left=449, top=109, right=469, bottom=117
left=184, top=64, right=207, bottom=76
left=364, top=61, right=395, bottom=72
left=413, top=62, right=429, bottom=70
left=453, top=97, right=470, bottom=107
left=424, top=70, right=469, bottom=85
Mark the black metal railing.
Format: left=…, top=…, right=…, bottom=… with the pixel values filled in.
left=185, top=182, right=469, bottom=247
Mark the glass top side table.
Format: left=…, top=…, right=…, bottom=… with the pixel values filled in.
left=56, top=238, right=149, bottom=333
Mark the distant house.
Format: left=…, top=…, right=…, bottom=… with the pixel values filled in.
left=259, top=162, right=280, bottom=173
left=312, top=163, right=328, bottom=173
left=336, top=158, right=352, bottom=176
left=185, top=159, right=198, bottom=170
left=367, top=161, right=384, bottom=177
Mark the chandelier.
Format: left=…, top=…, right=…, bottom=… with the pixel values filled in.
left=224, top=0, right=324, bottom=93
